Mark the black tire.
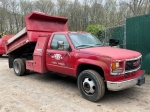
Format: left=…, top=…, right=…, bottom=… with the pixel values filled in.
left=25, top=69, right=30, bottom=75
left=77, top=70, right=105, bottom=102
left=13, top=58, right=26, bottom=76
left=21, top=58, right=30, bottom=75
left=0, top=55, right=2, bottom=57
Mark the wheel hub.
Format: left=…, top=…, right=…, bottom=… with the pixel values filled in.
left=83, top=78, right=96, bottom=94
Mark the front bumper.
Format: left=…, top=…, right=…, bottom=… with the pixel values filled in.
left=107, top=70, right=145, bottom=91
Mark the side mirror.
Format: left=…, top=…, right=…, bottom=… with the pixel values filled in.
left=109, top=39, right=119, bottom=47
left=58, top=41, right=64, bottom=45
left=57, top=41, right=70, bottom=51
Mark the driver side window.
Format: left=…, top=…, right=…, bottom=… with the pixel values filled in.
left=50, top=34, right=69, bottom=50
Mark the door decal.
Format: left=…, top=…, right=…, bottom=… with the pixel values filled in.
left=51, top=54, right=62, bottom=60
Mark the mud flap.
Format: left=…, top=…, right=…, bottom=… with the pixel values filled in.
left=137, top=70, right=145, bottom=86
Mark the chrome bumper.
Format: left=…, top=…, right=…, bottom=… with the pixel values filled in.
left=107, top=70, right=145, bottom=91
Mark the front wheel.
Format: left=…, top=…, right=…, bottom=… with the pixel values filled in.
left=77, top=70, right=105, bottom=102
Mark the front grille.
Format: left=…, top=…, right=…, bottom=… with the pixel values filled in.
left=125, top=58, right=141, bottom=72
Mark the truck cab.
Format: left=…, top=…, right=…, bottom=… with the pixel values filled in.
left=5, top=12, right=145, bottom=102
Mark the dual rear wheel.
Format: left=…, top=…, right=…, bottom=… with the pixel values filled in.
left=13, top=58, right=29, bottom=76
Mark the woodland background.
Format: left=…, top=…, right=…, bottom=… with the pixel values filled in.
left=0, top=0, right=150, bottom=34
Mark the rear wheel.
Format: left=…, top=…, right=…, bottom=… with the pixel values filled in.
left=77, top=70, right=105, bottom=102
left=22, top=58, right=30, bottom=75
left=13, top=58, right=26, bottom=76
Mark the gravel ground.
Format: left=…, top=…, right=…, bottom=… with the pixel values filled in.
left=0, top=56, right=150, bottom=112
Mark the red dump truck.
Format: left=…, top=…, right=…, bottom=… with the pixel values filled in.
left=5, top=12, right=145, bottom=102
left=0, top=35, right=14, bottom=56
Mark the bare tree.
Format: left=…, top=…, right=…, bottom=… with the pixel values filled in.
left=0, top=0, right=150, bottom=34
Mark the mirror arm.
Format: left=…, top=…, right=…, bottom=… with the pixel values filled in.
left=67, top=52, right=71, bottom=58
left=64, top=51, right=71, bottom=58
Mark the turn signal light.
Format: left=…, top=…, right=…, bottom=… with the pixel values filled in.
left=112, top=62, right=119, bottom=70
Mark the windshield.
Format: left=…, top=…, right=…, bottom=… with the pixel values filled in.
left=68, top=33, right=103, bottom=49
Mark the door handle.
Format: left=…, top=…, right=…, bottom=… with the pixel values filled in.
left=47, top=52, right=51, bottom=56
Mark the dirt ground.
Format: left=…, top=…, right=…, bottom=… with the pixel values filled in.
left=0, top=56, right=150, bottom=112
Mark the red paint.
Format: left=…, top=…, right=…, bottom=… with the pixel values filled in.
left=33, top=35, right=50, bottom=73
left=6, top=34, right=28, bottom=54
left=5, top=12, right=144, bottom=86
left=5, top=12, right=68, bottom=54
left=25, top=12, right=68, bottom=33
left=106, top=69, right=143, bottom=82
left=0, top=35, right=14, bottom=55
left=80, top=47, right=141, bottom=60
left=0, top=38, right=4, bottom=55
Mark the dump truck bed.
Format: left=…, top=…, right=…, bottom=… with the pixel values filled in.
left=5, top=12, right=68, bottom=54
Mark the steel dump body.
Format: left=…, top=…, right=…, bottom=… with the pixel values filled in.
left=5, top=12, right=68, bottom=54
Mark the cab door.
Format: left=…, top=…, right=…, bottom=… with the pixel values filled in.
left=46, top=34, right=75, bottom=75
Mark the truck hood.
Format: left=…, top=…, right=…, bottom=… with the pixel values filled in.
left=80, top=47, right=141, bottom=60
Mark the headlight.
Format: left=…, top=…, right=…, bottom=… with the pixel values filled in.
left=111, top=62, right=124, bottom=74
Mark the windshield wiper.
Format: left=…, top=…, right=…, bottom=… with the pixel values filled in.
left=76, top=45, right=93, bottom=48
left=94, top=44, right=103, bottom=46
